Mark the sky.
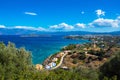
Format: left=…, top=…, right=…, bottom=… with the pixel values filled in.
left=0, top=0, right=120, bottom=32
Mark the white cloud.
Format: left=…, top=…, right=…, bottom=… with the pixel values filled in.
left=24, top=12, right=37, bottom=16
left=95, top=9, right=105, bottom=18
left=89, top=18, right=120, bottom=28
left=1, top=16, right=120, bottom=32
left=37, top=27, right=46, bottom=31
left=50, top=23, right=74, bottom=31
left=75, top=23, right=86, bottom=28
left=0, top=25, right=6, bottom=28
left=15, top=26, right=46, bottom=31
left=117, top=16, right=120, bottom=20
left=81, top=11, right=85, bottom=14
left=15, top=26, right=35, bottom=30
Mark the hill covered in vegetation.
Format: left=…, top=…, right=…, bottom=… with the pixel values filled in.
left=0, top=41, right=120, bottom=80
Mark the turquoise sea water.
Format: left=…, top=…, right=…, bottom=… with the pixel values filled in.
left=0, top=35, right=89, bottom=64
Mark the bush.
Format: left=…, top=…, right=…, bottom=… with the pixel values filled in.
left=62, top=44, right=76, bottom=50
left=72, top=59, right=78, bottom=64
left=99, top=51, right=120, bottom=80
left=0, top=42, right=33, bottom=79
left=79, top=53, right=86, bottom=60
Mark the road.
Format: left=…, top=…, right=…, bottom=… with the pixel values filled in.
left=50, top=51, right=70, bottom=70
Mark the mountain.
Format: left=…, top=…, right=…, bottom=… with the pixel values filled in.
left=0, top=28, right=120, bottom=35
left=0, top=28, right=45, bottom=35
left=108, top=31, right=120, bottom=35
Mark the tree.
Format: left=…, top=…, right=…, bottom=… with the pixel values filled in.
left=0, top=42, right=33, bottom=79
left=99, top=51, right=120, bottom=80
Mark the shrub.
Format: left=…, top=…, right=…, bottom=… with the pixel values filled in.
left=79, top=53, right=86, bottom=60
left=72, top=59, right=78, bottom=64
left=99, top=51, right=120, bottom=80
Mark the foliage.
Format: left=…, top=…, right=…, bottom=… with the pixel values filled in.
left=72, top=59, right=78, bottom=64
left=0, top=42, right=34, bottom=80
left=0, top=42, right=90, bottom=80
left=79, top=52, right=86, bottom=60
left=99, top=51, right=120, bottom=80
left=62, top=44, right=76, bottom=50
left=74, top=66, right=99, bottom=80
left=0, top=42, right=120, bottom=80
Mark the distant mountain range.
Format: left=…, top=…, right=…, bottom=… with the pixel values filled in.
left=0, top=28, right=120, bottom=35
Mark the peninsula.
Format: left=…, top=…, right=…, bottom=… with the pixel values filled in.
left=37, top=35, right=120, bottom=72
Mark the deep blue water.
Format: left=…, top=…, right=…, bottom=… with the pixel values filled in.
left=0, top=35, right=89, bottom=64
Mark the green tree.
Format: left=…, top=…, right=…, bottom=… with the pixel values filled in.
left=99, top=51, right=120, bottom=80
left=0, top=42, right=33, bottom=80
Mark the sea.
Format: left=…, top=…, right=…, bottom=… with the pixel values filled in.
left=0, top=34, right=89, bottom=64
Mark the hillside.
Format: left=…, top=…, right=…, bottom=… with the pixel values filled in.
left=0, top=39, right=120, bottom=80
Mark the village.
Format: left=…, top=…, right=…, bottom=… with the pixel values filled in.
left=35, top=35, right=120, bottom=70
left=36, top=50, right=71, bottom=70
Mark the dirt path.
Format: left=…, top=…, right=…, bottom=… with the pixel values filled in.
left=50, top=51, right=70, bottom=70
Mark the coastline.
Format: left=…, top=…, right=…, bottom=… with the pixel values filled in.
left=36, top=49, right=71, bottom=70
left=36, top=35, right=120, bottom=71
left=35, top=40, right=89, bottom=70
left=35, top=44, right=72, bottom=70
left=35, top=36, right=91, bottom=70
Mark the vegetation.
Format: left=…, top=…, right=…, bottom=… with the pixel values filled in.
left=0, top=42, right=96, bottom=80
left=62, top=35, right=120, bottom=80
left=79, top=52, right=86, bottom=60
left=62, top=44, right=76, bottom=50
left=0, top=35, right=120, bottom=80
left=99, top=51, right=120, bottom=80
left=0, top=42, right=34, bottom=80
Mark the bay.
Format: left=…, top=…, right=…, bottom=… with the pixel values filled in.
left=0, top=35, right=89, bottom=64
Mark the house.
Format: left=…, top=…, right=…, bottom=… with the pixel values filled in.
left=56, top=54, right=61, bottom=58
left=36, top=64, right=43, bottom=70
left=61, top=66, right=69, bottom=70
left=52, top=58, right=58, bottom=62
left=76, top=44, right=81, bottom=48
left=51, top=62, right=56, bottom=67
left=48, top=62, right=56, bottom=68
left=45, top=65, right=51, bottom=69
left=59, top=52, right=64, bottom=56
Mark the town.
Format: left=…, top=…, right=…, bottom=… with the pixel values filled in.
left=36, top=35, right=120, bottom=70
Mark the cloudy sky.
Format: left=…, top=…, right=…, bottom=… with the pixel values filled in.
left=0, top=0, right=120, bottom=32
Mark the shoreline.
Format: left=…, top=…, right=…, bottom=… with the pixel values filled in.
left=35, top=50, right=71, bottom=70
left=35, top=37, right=91, bottom=70
left=35, top=35, right=120, bottom=71
left=35, top=42, right=90, bottom=70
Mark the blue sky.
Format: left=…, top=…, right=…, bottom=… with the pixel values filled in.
left=0, top=0, right=120, bottom=32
